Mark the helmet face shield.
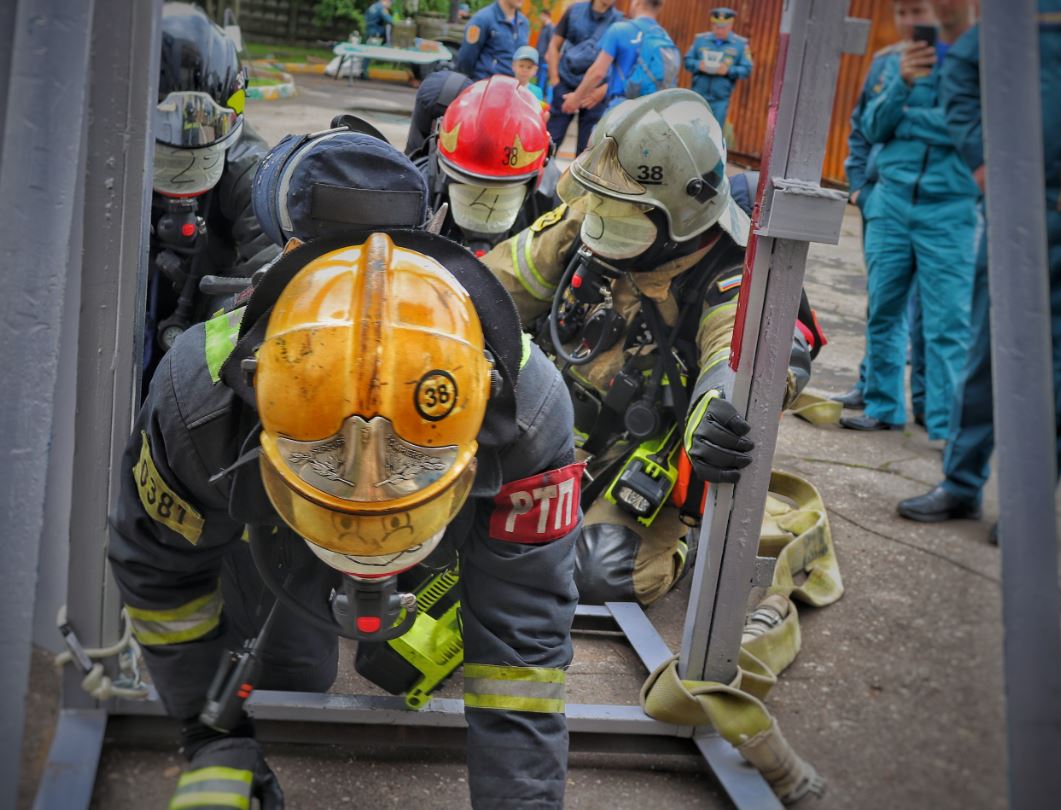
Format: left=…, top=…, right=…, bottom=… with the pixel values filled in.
left=304, top=528, right=446, bottom=577
left=574, top=194, right=657, bottom=260
left=270, top=414, right=460, bottom=503
left=155, top=90, right=244, bottom=149
left=448, top=182, right=527, bottom=235
left=260, top=451, right=476, bottom=557
left=153, top=141, right=227, bottom=197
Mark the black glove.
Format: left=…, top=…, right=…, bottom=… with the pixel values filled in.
left=684, top=393, right=755, bottom=484
left=170, top=737, right=284, bottom=810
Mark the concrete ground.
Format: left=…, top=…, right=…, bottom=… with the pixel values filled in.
left=20, top=74, right=1060, bottom=809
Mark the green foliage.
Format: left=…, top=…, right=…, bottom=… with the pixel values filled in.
left=313, top=0, right=367, bottom=34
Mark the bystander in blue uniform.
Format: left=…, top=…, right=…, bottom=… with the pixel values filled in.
left=897, top=10, right=1061, bottom=533
left=832, top=42, right=903, bottom=412
left=457, top=0, right=531, bottom=81
left=841, top=34, right=979, bottom=438
left=365, top=0, right=394, bottom=43
left=683, top=7, right=752, bottom=129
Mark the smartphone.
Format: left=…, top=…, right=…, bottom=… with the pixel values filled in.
left=911, top=24, right=939, bottom=47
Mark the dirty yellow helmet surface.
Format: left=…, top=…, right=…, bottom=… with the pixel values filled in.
left=255, top=232, right=492, bottom=563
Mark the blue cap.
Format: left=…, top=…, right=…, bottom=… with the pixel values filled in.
left=253, top=129, right=428, bottom=245
left=513, top=45, right=539, bottom=65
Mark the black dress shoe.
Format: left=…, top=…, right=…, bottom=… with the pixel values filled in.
left=913, top=412, right=926, bottom=428
left=839, top=414, right=902, bottom=431
left=830, top=387, right=866, bottom=410
left=897, top=485, right=982, bottom=522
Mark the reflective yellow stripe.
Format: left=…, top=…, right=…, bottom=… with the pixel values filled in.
left=464, top=693, right=565, bottom=714
left=512, top=230, right=555, bottom=302
left=169, top=792, right=249, bottom=810
left=699, top=300, right=738, bottom=328
left=204, top=307, right=245, bottom=384
left=520, top=332, right=532, bottom=370
left=177, top=768, right=253, bottom=788
left=464, top=663, right=566, bottom=714
left=700, top=348, right=730, bottom=374
left=684, top=390, right=721, bottom=453
left=126, top=588, right=222, bottom=646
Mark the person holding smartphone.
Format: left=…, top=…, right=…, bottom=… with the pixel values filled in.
left=840, top=0, right=979, bottom=441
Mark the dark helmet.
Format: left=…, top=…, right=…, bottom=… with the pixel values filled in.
left=154, top=3, right=247, bottom=196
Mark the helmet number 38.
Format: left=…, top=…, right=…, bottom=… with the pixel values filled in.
left=415, top=370, right=459, bottom=421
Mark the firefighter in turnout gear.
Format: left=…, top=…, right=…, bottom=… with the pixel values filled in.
left=418, top=75, right=557, bottom=256
left=109, top=129, right=580, bottom=809
left=147, top=3, right=279, bottom=386
left=481, top=89, right=819, bottom=605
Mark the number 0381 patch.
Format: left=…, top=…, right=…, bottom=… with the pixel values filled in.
left=134, top=432, right=204, bottom=545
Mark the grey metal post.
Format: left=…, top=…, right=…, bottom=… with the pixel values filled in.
left=979, top=2, right=1061, bottom=806
left=680, top=0, right=867, bottom=683
left=0, top=1, right=95, bottom=805
left=58, top=0, right=160, bottom=709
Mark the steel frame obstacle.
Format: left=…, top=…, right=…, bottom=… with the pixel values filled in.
left=3, top=1, right=897, bottom=808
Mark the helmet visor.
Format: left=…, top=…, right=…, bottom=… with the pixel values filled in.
left=448, top=182, right=527, bottom=235
left=155, top=90, right=243, bottom=148
left=153, top=142, right=226, bottom=197
left=260, top=451, right=476, bottom=557
left=574, top=194, right=657, bottom=260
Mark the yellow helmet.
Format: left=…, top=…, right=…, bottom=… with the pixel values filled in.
left=255, top=232, right=492, bottom=572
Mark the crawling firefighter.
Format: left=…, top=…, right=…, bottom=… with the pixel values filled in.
left=482, top=89, right=824, bottom=606
left=109, top=125, right=581, bottom=809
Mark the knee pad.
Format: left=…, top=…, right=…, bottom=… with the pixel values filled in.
left=574, top=522, right=640, bottom=604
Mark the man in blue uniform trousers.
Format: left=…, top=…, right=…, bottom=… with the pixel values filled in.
left=457, top=0, right=531, bottom=81
left=365, top=0, right=393, bottom=43
left=832, top=0, right=935, bottom=412
left=683, top=7, right=753, bottom=130
left=545, top=0, right=623, bottom=155
left=898, top=4, right=1061, bottom=534
left=840, top=3, right=979, bottom=438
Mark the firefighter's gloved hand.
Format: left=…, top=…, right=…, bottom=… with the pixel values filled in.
left=684, top=393, right=754, bottom=484
left=170, top=737, right=284, bottom=810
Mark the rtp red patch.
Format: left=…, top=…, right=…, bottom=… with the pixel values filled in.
left=489, top=462, right=585, bottom=543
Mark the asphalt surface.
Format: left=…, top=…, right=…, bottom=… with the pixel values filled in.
left=20, top=73, right=1061, bottom=809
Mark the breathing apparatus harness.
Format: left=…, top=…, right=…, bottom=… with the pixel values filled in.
left=545, top=235, right=726, bottom=524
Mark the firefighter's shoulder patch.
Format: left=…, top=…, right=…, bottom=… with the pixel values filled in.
left=134, top=432, right=205, bottom=545
left=530, top=203, right=568, bottom=234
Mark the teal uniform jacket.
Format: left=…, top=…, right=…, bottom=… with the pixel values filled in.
left=937, top=10, right=1061, bottom=501
left=683, top=31, right=752, bottom=125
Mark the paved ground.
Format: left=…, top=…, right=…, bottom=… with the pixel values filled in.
left=19, top=74, right=1060, bottom=809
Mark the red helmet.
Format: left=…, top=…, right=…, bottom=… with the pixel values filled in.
left=437, top=75, right=550, bottom=186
